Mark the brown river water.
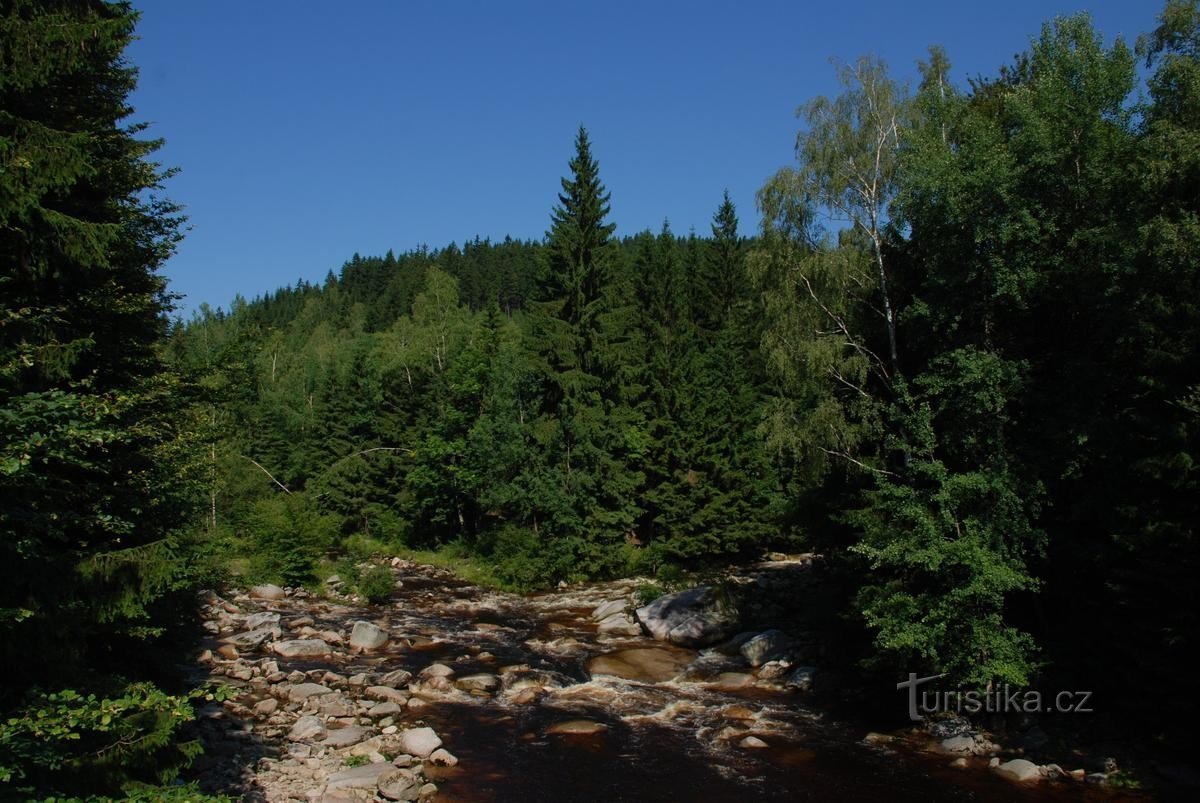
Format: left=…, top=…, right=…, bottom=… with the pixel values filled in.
left=198, top=561, right=1141, bottom=802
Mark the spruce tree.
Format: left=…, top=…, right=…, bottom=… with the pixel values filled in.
left=0, top=0, right=206, bottom=793
left=526, top=128, right=642, bottom=578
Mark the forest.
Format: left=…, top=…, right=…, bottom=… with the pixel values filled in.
left=2, top=0, right=1198, bottom=798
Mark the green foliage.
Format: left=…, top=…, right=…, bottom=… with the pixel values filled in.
left=0, top=2, right=217, bottom=797
left=244, top=495, right=340, bottom=586
left=0, top=683, right=213, bottom=797
left=357, top=565, right=395, bottom=605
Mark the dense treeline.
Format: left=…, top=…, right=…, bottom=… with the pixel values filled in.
left=170, top=153, right=787, bottom=588
left=3, top=0, right=1199, bottom=797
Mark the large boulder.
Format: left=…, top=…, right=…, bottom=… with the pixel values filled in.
left=634, top=586, right=737, bottom=647
left=350, top=621, right=389, bottom=651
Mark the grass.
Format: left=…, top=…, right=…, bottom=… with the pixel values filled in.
left=388, top=545, right=514, bottom=591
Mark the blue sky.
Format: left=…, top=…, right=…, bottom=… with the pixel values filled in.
left=126, top=1, right=1157, bottom=315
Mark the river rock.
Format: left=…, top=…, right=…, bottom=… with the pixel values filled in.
left=710, top=672, right=755, bottom=689
left=223, top=626, right=277, bottom=650
left=245, top=610, right=282, bottom=630
left=548, top=719, right=608, bottom=735
left=455, top=673, right=501, bottom=694
left=740, top=735, right=769, bottom=748
left=253, top=698, right=278, bottom=716
left=785, top=666, right=818, bottom=692
left=938, top=735, right=977, bottom=754
left=634, top=586, right=736, bottom=647
left=994, top=758, right=1041, bottom=782
left=325, top=761, right=395, bottom=791
left=587, top=646, right=695, bottom=683
left=592, top=599, right=627, bottom=621
left=377, top=768, right=422, bottom=801
left=366, top=685, right=408, bottom=704
left=274, top=638, right=330, bottom=658
left=288, top=714, right=328, bottom=742
left=368, top=701, right=403, bottom=717
left=321, top=724, right=372, bottom=748
left=379, top=668, right=413, bottom=687
left=287, top=682, right=332, bottom=701
left=250, top=583, right=285, bottom=600
left=397, top=726, right=442, bottom=758
left=350, top=620, right=389, bottom=651
left=419, top=662, right=455, bottom=679
left=740, top=629, right=793, bottom=667
left=428, top=748, right=458, bottom=767
left=597, top=611, right=642, bottom=636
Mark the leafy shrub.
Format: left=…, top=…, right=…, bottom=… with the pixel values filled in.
left=0, top=682, right=227, bottom=798
left=245, top=495, right=340, bottom=586
left=634, top=582, right=665, bottom=605
left=357, top=565, right=395, bottom=605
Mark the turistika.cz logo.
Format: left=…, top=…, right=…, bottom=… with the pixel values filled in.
left=896, top=673, right=1093, bottom=721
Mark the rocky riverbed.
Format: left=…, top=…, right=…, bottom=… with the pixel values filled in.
left=188, top=557, right=1140, bottom=801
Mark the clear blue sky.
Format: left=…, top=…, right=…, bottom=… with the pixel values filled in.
left=126, top=1, right=1156, bottom=315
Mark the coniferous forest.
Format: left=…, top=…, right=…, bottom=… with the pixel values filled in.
left=3, top=0, right=1200, bottom=799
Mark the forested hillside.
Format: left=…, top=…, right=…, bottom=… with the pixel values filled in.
left=173, top=5, right=1200, bottom=726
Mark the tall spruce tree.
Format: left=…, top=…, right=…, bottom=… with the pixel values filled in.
left=0, top=0, right=208, bottom=794
left=526, top=127, right=642, bottom=578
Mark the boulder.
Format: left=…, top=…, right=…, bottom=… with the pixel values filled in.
left=350, top=621, right=389, bottom=651
left=397, top=726, right=442, bottom=758
left=592, top=599, right=627, bottom=621
left=321, top=724, right=373, bottom=748
left=325, top=762, right=394, bottom=791
left=244, top=611, right=282, bottom=630
left=250, top=583, right=285, bottom=600
left=377, top=768, right=423, bottom=801
left=785, top=666, right=818, bottom=692
left=587, top=647, right=695, bottom=683
left=366, top=686, right=408, bottom=704
left=597, top=612, right=642, bottom=636
left=273, top=639, right=330, bottom=659
left=368, top=701, right=404, bottom=717
left=634, top=586, right=736, bottom=647
left=428, top=748, right=458, bottom=767
left=286, top=682, right=332, bottom=701
left=994, top=758, right=1042, bottom=782
left=739, top=736, right=769, bottom=748
left=939, top=735, right=977, bottom=754
left=739, top=629, right=792, bottom=667
left=419, top=662, right=454, bottom=679
left=223, top=626, right=277, bottom=650
left=379, top=669, right=413, bottom=687
left=288, top=714, right=327, bottom=742
left=455, top=673, right=501, bottom=694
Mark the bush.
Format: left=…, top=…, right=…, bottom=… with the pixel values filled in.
left=357, top=565, right=395, bottom=605
left=0, top=682, right=227, bottom=798
left=244, top=495, right=340, bottom=586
